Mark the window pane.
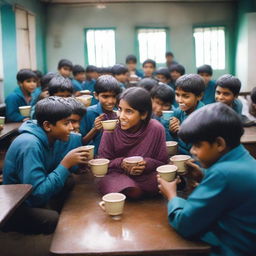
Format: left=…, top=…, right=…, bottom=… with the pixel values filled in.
left=86, top=29, right=116, bottom=67
left=137, top=28, right=166, bottom=63
left=193, top=26, right=225, bottom=70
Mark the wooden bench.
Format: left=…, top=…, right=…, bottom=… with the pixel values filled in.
left=241, top=126, right=256, bottom=158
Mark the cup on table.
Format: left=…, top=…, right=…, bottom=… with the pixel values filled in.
left=157, top=164, right=178, bottom=182
left=80, top=90, right=91, bottom=95
left=166, top=141, right=178, bottom=156
left=76, top=95, right=93, bottom=107
left=89, top=158, right=110, bottom=177
left=170, top=155, right=191, bottom=175
left=101, top=119, right=118, bottom=132
left=84, top=145, right=95, bottom=160
left=19, top=106, right=31, bottom=117
left=123, top=156, right=144, bottom=171
left=0, top=116, right=5, bottom=125
left=162, top=110, right=174, bottom=121
left=99, top=193, right=126, bottom=217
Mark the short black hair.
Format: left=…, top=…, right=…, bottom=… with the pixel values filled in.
left=126, top=55, right=137, bottom=64
left=58, top=59, right=73, bottom=70
left=48, top=75, right=73, bottom=96
left=165, top=52, right=174, bottom=57
left=251, top=87, right=256, bottom=104
left=176, top=74, right=205, bottom=96
left=111, top=64, right=128, bottom=75
left=95, top=75, right=122, bottom=95
left=66, top=97, right=86, bottom=117
left=86, top=65, right=98, bottom=73
left=156, top=67, right=171, bottom=80
left=142, top=59, right=156, bottom=68
left=178, top=102, right=244, bottom=149
left=216, top=74, right=241, bottom=96
left=151, top=84, right=175, bottom=104
left=169, top=64, right=185, bottom=75
left=16, top=69, right=37, bottom=83
left=33, top=70, right=43, bottom=80
left=119, top=87, right=152, bottom=125
left=72, top=65, right=85, bottom=76
left=41, top=72, right=55, bottom=91
left=138, top=78, right=158, bottom=92
left=197, top=64, right=213, bottom=76
left=35, top=96, right=73, bottom=126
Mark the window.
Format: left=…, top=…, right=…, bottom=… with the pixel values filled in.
left=15, top=7, right=37, bottom=70
left=137, top=28, right=167, bottom=64
left=193, top=26, right=225, bottom=70
left=85, top=29, right=116, bottom=67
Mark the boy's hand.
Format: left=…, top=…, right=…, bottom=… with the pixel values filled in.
left=94, top=114, right=105, bottom=130
left=157, top=175, right=181, bottom=200
left=169, top=117, right=180, bottom=134
left=185, top=159, right=204, bottom=185
left=61, top=146, right=90, bottom=170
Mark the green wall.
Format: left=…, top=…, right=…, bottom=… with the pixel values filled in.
left=0, top=0, right=46, bottom=98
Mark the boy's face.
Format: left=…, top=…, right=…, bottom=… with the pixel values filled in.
left=143, top=63, right=155, bottom=77
left=75, top=72, right=86, bottom=82
left=115, top=72, right=129, bottom=83
left=59, top=66, right=72, bottom=78
left=215, top=86, right=236, bottom=107
left=170, top=71, right=181, bottom=82
left=190, top=141, right=222, bottom=168
left=199, top=72, right=212, bottom=85
left=70, top=114, right=81, bottom=133
left=175, top=88, right=201, bottom=114
left=20, top=78, right=37, bottom=94
left=156, top=74, right=169, bottom=84
left=87, top=71, right=98, bottom=80
left=54, top=91, right=72, bottom=98
left=95, top=91, right=117, bottom=112
left=127, top=61, right=136, bottom=72
left=152, top=98, right=171, bottom=117
left=49, top=118, right=73, bottom=141
left=166, top=55, right=173, bottom=64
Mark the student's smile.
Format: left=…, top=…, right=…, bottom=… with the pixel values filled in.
left=215, top=86, right=236, bottom=107
left=96, top=92, right=117, bottom=112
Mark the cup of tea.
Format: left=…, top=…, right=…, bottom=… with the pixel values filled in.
left=80, top=90, right=91, bottom=95
left=123, top=156, right=143, bottom=170
left=166, top=141, right=178, bottom=156
left=99, top=193, right=126, bottom=216
left=101, top=119, right=118, bottom=132
left=162, top=110, right=174, bottom=121
left=157, top=164, right=177, bottom=182
left=19, top=106, right=31, bottom=117
left=76, top=95, right=93, bottom=107
left=0, top=116, right=5, bottom=125
left=84, top=145, right=95, bottom=160
left=89, top=158, right=110, bottom=177
left=170, top=155, right=191, bottom=174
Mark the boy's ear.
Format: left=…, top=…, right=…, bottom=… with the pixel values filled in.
left=94, top=92, right=98, bottom=100
left=42, top=121, right=52, bottom=132
left=215, top=137, right=227, bottom=152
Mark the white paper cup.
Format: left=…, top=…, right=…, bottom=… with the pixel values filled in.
left=19, top=106, right=31, bottom=117
left=99, top=193, right=126, bottom=216
left=80, top=90, right=91, bottom=95
left=170, top=155, right=191, bottom=174
left=166, top=141, right=178, bottom=156
left=101, top=119, right=118, bottom=131
left=76, top=95, right=93, bottom=107
left=162, top=110, right=174, bottom=121
left=0, top=116, right=5, bottom=125
left=84, top=145, right=95, bottom=160
left=89, top=158, right=110, bottom=177
left=157, top=164, right=178, bottom=182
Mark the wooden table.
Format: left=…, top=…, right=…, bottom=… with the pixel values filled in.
left=50, top=173, right=210, bottom=256
left=241, top=126, right=256, bottom=158
left=0, top=184, right=32, bottom=227
left=0, top=123, right=21, bottom=141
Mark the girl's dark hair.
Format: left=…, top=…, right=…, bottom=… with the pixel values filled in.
left=119, top=87, right=152, bottom=125
left=35, top=96, right=73, bottom=126
left=95, top=75, right=122, bottom=95
left=16, top=69, right=37, bottom=83
left=178, top=102, right=244, bottom=149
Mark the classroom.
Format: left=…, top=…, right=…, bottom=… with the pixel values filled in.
left=0, top=0, right=256, bottom=255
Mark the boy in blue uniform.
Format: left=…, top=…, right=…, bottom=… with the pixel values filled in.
left=169, top=74, right=205, bottom=154
left=111, top=64, right=128, bottom=89
left=48, top=75, right=73, bottom=97
left=5, top=69, right=37, bottom=122
left=151, top=84, right=175, bottom=141
left=2, top=97, right=90, bottom=234
left=197, top=64, right=216, bottom=105
left=165, top=51, right=177, bottom=68
left=71, top=65, right=86, bottom=94
left=142, top=59, right=156, bottom=78
left=155, top=67, right=174, bottom=89
left=215, top=74, right=243, bottom=115
left=158, top=102, right=256, bottom=256
left=57, top=59, right=73, bottom=78
left=125, top=54, right=144, bottom=78
left=82, top=75, right=122, bottom=154
left=84, top=65, right=99, bottom=105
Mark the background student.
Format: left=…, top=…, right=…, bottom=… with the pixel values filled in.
left=142, top=59, right=156, bottom=78
left=71, top=65, right=86, bottom=95
left=111, top=64, right=129, bottom=89
left=57, top=59, right=73, bottom=78
left=48, top=75, right=73, bottom=97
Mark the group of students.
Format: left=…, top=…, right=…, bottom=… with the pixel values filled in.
left=1, top=53, right=256, bottom=256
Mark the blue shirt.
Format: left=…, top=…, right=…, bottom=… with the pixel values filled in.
left=232, top=99, right=243, bottom=115
left=167, top=145, right=256, bottom=256
left=135, top=69, right=144, bottom=78
left=202, top=80, right=216, bottom=105
left=72, top=79, right=84, bottom=92
left=152, top=114, right=173, bottom=141
left=5, top=87, right=37, bottom=122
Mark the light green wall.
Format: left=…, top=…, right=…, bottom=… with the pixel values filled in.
left=0, top=0, right=46, bottom=98
left=46, top=2, right=236, bottom=79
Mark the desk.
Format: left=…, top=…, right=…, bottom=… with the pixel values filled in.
left=241, top=127, right=256, bottom=158
left=0, top=123, right=21, bottom=141
left=50, top=173, right=210, bottom=256
left=0, top=184, right=32, bottom=227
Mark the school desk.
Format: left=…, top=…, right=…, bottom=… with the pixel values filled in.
left=241, top=126, right=256, bottom=158
left=0, top=122, right=21, bottom=141
left=0, top=184, right=32, bottom=227
left=50, top=172, right=210, bottom=256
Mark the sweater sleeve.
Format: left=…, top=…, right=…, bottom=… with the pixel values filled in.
left=5, top=94, right=25, bottom=122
